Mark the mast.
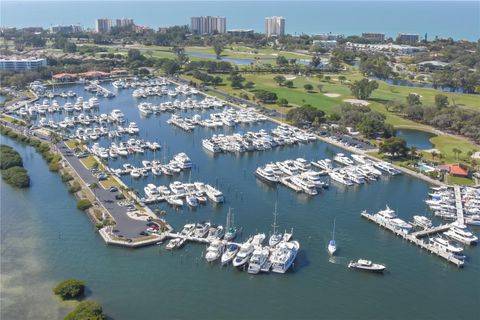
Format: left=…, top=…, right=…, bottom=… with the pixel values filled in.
left=226, top=207, right=231, bottom=230
left=332, top=218, right=336, bottom=240
left=272, top=202, right=279, bottom=235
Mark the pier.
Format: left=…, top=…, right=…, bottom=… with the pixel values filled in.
left=360, top=211, right=464, bottom=267
left=454, top=186, right=465, bottom=225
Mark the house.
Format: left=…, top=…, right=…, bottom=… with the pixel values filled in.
left=448, top=163, right=469, bottom=177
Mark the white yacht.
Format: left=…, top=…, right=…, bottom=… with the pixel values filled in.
left=186, top=194, right=199, bottom=207
left=328, top=171, right=353, bottom=186
left=375, top=206, right=412, bottom=232
left=206, top=225, right=224, bottom=241
left=173, top=153, right=192, bottom=169
left=144, top=184, right=160, bottom=198
left=255, top=166, right=278, bottom=183
left=205, top=240, right=225, bottom=262
left=413, top=215, right=433, bottom=229
left=351, top=154, right=368, bottom=164
left=333, top=153, right=354, bottom=166
left=429, top=236, right=464, bottom=253
left=205, top=185, right=224, bottom=203
left=194, top=222, right=211, bottom=238
left=202, top=139, right=222, bottom=153
left=248, top=247, right=270, bottom=274
left=291, top=177, right=317, bottom=195
left=110, top=109, right=125, bottom=123
left=271, top=240, right=300, bottom=274
left=232, top=240, right=255, bottom=267
left=444, top=226, right=478, bottom=245
left=221, top=244, right=240, bottom=265
left=348, top=259, right=386, bottom=273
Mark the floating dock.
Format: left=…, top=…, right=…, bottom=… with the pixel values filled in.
left=360, top=211, right=464, bottom=268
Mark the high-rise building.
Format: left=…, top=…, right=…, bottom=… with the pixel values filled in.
left=190, top=16, right=226, bottom=34
left=50, top=25, right=83, bottom=34
left=115, top=18, right=134, bottom=28
left=95, top=18, right=112, bottom=33
left=265, top=16, right=285, bottom=37
left=397, top=33, right=420, bottom=44
left=362, top=32, right=385, bottom=42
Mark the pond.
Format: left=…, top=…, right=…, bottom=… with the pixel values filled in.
left=395, top=128, right=436, bottom=150
left=369, top=76, right=468, bottom=94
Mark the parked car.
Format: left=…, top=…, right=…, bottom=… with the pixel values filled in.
left=109, top=186, right=118, bottom=192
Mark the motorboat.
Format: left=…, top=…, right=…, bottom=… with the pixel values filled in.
left=271, top=240, right=300, bottom=274
left=194, top=222, right=211, bottom=238
left=255, top=166, right=278, bottom=183
left=232, top=239, right=254, bottom=268
left=333, top=153, right=354, bottom=166
left=165, top=196, right=183, bottom=207
left=248, top=246, right=270, bottom=274
left=221, top=244, right=240, bottom=265
left=444, top=226, right=478, bottom=245
left=202, top=139, right=222, bottom=153
left=413, top=215, right=433, bottom=229
left=205, top=240, right=225, bottom=263
left=205, top=185, right=224, bottom=203
left=186, top=194, right=199, bottom=207
left=165, top=238, right=183, bottom=250
left=348, top=259, right=386, bottom=273
left=429, top=236, right=464, bottom=253
left=206, top=225, right=224, bottom=241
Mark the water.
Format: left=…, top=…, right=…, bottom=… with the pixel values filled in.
left=2, top=83, right=479, bottom=319
left=369, top=77, right=468, bottom=94
left=395, top=129, right=436, bottom=150
left=1, top=1, right=479, bottom=40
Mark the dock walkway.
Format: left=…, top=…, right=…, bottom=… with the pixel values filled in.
left=454, top=186, right=465, bottom=225
left=361, top=211, right=464, bottom=267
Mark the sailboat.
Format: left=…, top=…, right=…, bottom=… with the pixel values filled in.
left=224, top=208, right=237, bottom=241
left=269, top=202, right=283, bottom=247
left=328, top=218, right=337, bottom=255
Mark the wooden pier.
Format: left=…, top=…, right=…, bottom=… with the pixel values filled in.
left=454, top=186, right=465, bottom=225
left=360, top=211, right=464, bottom=267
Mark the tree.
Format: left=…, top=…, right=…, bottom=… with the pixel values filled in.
left=284, top=80, right=294, bottom=88
left=316, top=74, right=324, bottom=81
left=338, top=75, right=347, bottom=83
left=273, top=75, right=286, bottom=86
left=349, top=79, right=379, bottom=99
left=173, top=46, right=189, bottom=67
left=244, top=81, right=255, bottom=89
left=434, top=94, right=449, bottom=109
left=304, top=84, right=314, bottom=92
left=1, top=166, right=30, bottom=188
left=359, top=53, right=393, bottom=79
left=409, top=146, right=418, bottom=160
left=379, top=137, right=409, bottom=159
left=211, top=76, right=223, bottom=86
left=90, top=182, right=99, bottom=196
left=53, top=279, right=85, bottom=300
left=324, top=75, right=331, bottom=82
left=0, top=145, right=23, bottom=169
left=228, top=71, right=245, bottom=89
left=406, top=93, right=422, bottom=106
left=162, top=59, right=180, bottom=75
left=277, top=98, right=289, bottom=107
left=286, top=106, right=325, bottom=127
left=77, top=199, right=92, bottom=211
left=254, top=90, right=278, bottom=103
left=452, top=147, right=462, bottom=160
left=127, top=49, right=145, bottom=63
left=431, top=150, right=438, bottom=160
left=64, top=300, right=106, bottom=320
left=213, top=42, right=224, bottom=59
left=317, top=84, right=323, bottom=93
left=276, top=55, right=289, bottom=66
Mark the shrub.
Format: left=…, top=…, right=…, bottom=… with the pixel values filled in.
left=49, top=161, right=60, bottom=172
left=0, top=144, right=23, bottom=169
left=64, top=300, right=106, bottom=320
left=69, top=182, right=81, bottom=193
left=61, top=173, right=73, bottom=182
left=1, top=166, right=30, bottom=188
left=77, top=199, right=92, bottom=210
left=53, top=279, right=85, bottom=300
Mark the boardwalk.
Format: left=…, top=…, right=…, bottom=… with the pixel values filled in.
left=361, top=211, right=464, bottom=267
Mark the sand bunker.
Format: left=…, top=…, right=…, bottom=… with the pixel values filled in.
left=285, top=76, right=297, bottom=80
left=324, top=93, right=340, bottom=98
left=343, top=99, right=370, bottom=106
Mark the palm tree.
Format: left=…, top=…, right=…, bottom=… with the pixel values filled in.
left=431, top=150, right=438, bottom=161
left=452, top=148, right=460, bottom=160
left=409, top=146, right=418, bottom=160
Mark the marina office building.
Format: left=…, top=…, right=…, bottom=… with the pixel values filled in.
left=265, top=16, right=285, bottom=37
left=190, top=16, right=227, bottom=34
left=0, top=57, right=47, bottom=71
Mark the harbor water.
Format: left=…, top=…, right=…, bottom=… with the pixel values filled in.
left=395, top=129, right=436, bottom=150
left=1, top=83, right=479, bottom=320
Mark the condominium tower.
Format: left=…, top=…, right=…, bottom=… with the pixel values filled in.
left=265, top=16, right=285, bottom=37
left=190, top=16, right=226, bottom=34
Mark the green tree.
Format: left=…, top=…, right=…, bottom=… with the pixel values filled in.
left=1, top=166, right=30, bottom=188
left=349, top=79, right=379, bottom=99
left=379, top=137, right=409, bottom=159
left=77, top=199, right=92, bottom=210
left=434, top=94, right=449, bottom=109
left=273, top=75, right=286, bottom=86
left=406, top=93, right=422, bottom=106
left=53, top=279, right=85, bottom=300
left=228, top=71, right=245, bottom=89
left=213, top=42, right=224, bottom=59
left=277, top=98, right=289, bottom=107
left=284, top=80, right=294, bottom=88
left=304, top=84, right=314, bottom=92
left=64, top=300, right=106, bottom=320
left=244, top=81, right=255, bottom=89
left=276, top=55, right=289, bottom=66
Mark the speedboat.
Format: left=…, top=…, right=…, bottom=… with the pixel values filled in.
left=248, top=246, right=270, bottom=274
left=221, top=244, right=240, bottom=265
left=271, top=240, right=300, bottom=274
left=348, top=259, right=386, bottom=273
left=205, top=240, right=224, bottom=263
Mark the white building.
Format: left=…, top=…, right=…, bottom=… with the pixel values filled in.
left=50, top=25, right=83, bottom=33
left=190, top=16, right=226, bottom=34
left=95, top=18, right=134, bottom=32
left=0, top=57, right=47, bottom=71
left=265, top=16, right=285, bottom=37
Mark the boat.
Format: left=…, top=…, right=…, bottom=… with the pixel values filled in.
left=206, top=225, right=224, bottom=241
left=333, top=153, right=354, bottom=166
left=271, top=240, right=300, bottom=274
left=194, top=222, right=211, bottom=238
left=328, top=218, right=337, bottom=255
left=248, top=246, right=270, bottom=274
left=444, top=226, right=478, bottom=245
left=165, top=238, right=182, bottom=250
left=255, top=166, right=278, bottom=184
left=221, top=244, right=240, bottom=265
left=224, top=208, right=238, bottom=241
left=413, top=215, right=433, bottom=229
left=429, top=236, right=464, bottom=253
left=202, top=139, right=222, bottom=153
left=205, top=240, right=225, bottom=262
left=205, top=185, right=224, bottom=203
left=348, top=259, right=386, bottom=273
left=232, top=238, right=254, bottom=267
left=166, top=196, right=183, bottom=207
left=186, top=194, right=199, bottom=207
left=268, top=203, right=283, bottom=247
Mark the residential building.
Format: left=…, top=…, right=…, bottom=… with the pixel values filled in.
left=227, top=29, right=254, bottom=37
left=312, top=40, right=337, bottom=48
left=417, top=60, right=449, bottom=71
left=362, top=32, right=385, bottom=42
left=0, top=57, right=47, bottom=71
left=397, top=33, right=419, bottom=44
left=115, top=18, right=134, bottom=28
left=190, top=16, right=226, bottom=34
left=50, top=25, right=83, bottom=33
left=95, top=18, right=112, bottom=33
left=265, top=16, right=285, bottom=37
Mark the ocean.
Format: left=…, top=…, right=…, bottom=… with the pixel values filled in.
left=1, top=1, right=479, bottom=40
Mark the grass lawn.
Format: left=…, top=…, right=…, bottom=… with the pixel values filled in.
left=99, top=176, right=122, bottom=190
left=65, top=139, right=81, bottom=150
left=428, top=135, right=478, bottom=164
left=446, top=175, right=475, bottom=186
left=80, top=156, right=99, bottom=169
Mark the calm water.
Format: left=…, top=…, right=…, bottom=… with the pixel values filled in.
left=1, top=82, right=479, bottom=319
left=1, top=1, right=479, bottom=40
left=395, top=128, right=436, bottom=150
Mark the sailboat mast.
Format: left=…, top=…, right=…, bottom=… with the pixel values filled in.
left=332, top=218, right=336, bottom=240
left=272, top=202, right=279, bottom=234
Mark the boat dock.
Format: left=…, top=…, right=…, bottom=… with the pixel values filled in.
left=410, top=224, right=452, bottom=238
left=454, top=186, right=465, bottom=225
left=360, top=211, right=464, bottom=267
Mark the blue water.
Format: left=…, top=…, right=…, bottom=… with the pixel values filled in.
left=370, top=77, right=468, bottom=94
left=1, top=1, right=479, bottom=40
left=395, top=128, right=436, bottom=150
left=2, top=82, right=478, bottom=319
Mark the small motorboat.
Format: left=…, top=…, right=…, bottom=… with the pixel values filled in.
left=348, top=259, right=385, bottom=273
